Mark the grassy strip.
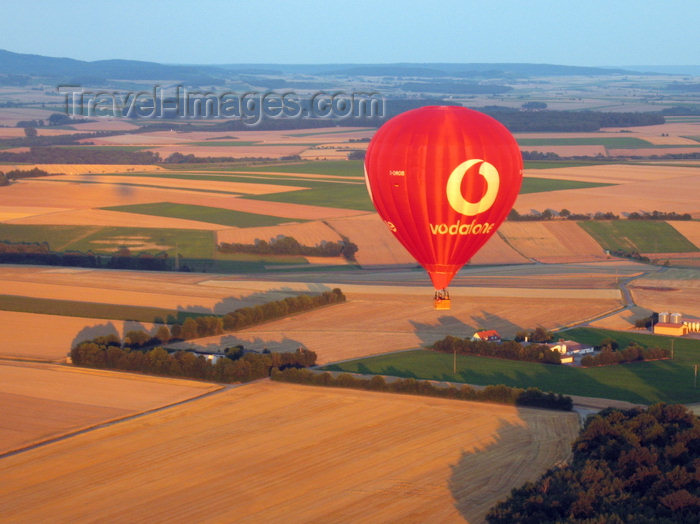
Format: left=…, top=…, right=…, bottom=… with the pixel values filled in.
left=321, top=347, right=700, bottom=404
left=518, top=137, right=653, bottom=147
left=101, top=202, right=298, bottom=227
left=0, top=294, right=199, bottom=323
left=519, top=177, right=613, bottom=193
left=579, top=220, right=699, bottom=253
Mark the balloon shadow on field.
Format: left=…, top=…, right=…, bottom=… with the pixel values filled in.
left=447, top=408, right=575, bottom=522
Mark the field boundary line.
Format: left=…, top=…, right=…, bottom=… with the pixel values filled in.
left=0, top=378, right=229, bottom=460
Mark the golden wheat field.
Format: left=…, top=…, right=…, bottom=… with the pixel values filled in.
left=0, top=362, right=219, bottom=455
left=498, top=221, right=605, bottom=262
left=0, top=381, right=580, bottom=523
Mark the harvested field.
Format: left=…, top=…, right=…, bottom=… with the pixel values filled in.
left=629, top=284, right=700, bottom=317
left=147, top=144, right=309, bottom=158
left=589, top=306, right=654, bottom=330
left=0, top=362, right=219, bottom=455
left=499, top=221, right=605, bottom=262
left=217, top=220, right=342, bottom=246
left=325, top=213, right=415, bottom=266
left=0, top=164, right=166, bottom=174
left=0, top=205, right=69, bottom=222
left=1, top=178, right=363, bottom=220
left=177, top=287, right=621, bottom=364
left=668, top=221, right=700, bottom=248
left=519, top=145, right=606, bottom=156
left=6, top=208, right=224, bottom=230
left=470, top=232, right=532, bottom=265
left=0, top=310, right=158, bottom=361
left=42, top=173, right=303, bottom=195
left=0, top=381, right=579, bottom=523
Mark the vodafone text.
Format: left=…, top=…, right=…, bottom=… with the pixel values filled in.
left=429, top=220, right=495, bottom=236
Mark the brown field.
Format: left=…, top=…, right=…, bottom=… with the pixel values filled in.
left=589, top=306, right=653, bottom=330
left=0, top=362, right=219, bottom=455
left=0, top=310, right=159, bottom=361
left=0, top=380, right=579, bottom=523
left=516, top=165, right=700, bottom=218
left=499, top=221, right=605, bottom=262
left=43, top=173, right=304, bottom=195
left=1, top=178, right=362, bottom=220
left=147, top=144, right=309, bottom=158
left=217, top=220, right=342, bottom=246
left=175, top=287, right=621, bottom=364
left=325, top=213, right=529, bottom=267
left=519, top=145, right=606, bottom=156
left=668, top=221, right=700, bottom=248
left=628, top=274, right=700, bottom=317
left=5, top=208, right=224, bottom=229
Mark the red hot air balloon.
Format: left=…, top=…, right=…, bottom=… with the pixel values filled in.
left=364, top=106, right=523, bottom=309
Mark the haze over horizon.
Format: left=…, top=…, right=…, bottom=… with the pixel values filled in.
left=1, top=0, right=698, bottom=67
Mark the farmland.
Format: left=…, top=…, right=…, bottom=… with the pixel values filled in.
left=0, top=361, right=219, bottom=454
left=0, top=380, right=579, bottom=523
left=323, top=339, right=700, bottom=405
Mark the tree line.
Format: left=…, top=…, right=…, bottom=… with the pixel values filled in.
left=508, top=209, right=692, bottom=221
left=271, top=367, right=573, bottom=411
left=218, top=235, right=359, bottom=261
left=430, top=335, right=562, bottom=365
left=0, top=241, right=169, bottom=271
left=580, top=343, right=669, bottom=367
left=481, top=108, right=664, bottom=132
left=0, top=146, right=161, bottom=164
left=487, top=403, right=700, bottom=523
left=71, top=340, right=317, bottom=384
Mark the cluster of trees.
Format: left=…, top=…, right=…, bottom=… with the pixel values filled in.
left=71, top=338, right=316, bottom=383
left=627, top=210, right=692, bottom=220
left=507, top=209, right=617, bottom=221
left=580, top=343, right=669, bottom=367
left=162, top=152, right=301, bottom=164
left=514, top=327, right=554, bottom=343
left=482, top=108, right=664, bottom=132
left=487, top=403, right=700, bottom=523
left=218, top=235, right=359, bottom=261
left=0, top=241, right=169, bottom=270
left=430, top=335, right=562, bottom=365
left=0, top=147, right=161, bottom=164
left=220, top=289, right=346, bottom=331
left=272, top=368, right=573, bottom=411
left=508, top=209, right=691, bottom=222
left=0, top=167, right=54, bottom=180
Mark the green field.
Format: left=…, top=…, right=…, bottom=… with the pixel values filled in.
left=579, top=220, right=699, bottom=253
left=518, top=137, right=653, bottom=147
left=102, top=202, right=298, bottom=227
left=519, top=177, right=613, bottom=193
left=189, top=141, right=261, bottom=146
left=523, top=160, right=615, bottom=169
left=234, top=160, right=365, bottom=177
left=0, top=224, right=312, bottom=272
left=564, top=327, right=700, bottom=356
left=322, top=343, right=700, bottom=404
left=0, top=294, right=202, bottom=323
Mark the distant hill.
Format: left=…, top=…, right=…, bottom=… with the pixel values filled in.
left=0, top=48, right=669, bottom=82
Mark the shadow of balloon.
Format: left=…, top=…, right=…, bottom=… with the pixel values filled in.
left=447, top=408, right=574, bottom=523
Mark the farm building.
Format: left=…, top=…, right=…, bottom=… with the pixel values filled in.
left=471, top=330, right=501, bottom=342
left=654, top=323, right=689, bottom=336
left=549, top=340, right=595, bottom=355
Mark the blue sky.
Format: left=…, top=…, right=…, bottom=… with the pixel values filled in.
left=2, top=0, right=699, bottom=65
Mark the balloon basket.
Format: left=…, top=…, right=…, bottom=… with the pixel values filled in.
left=434, top=298, right=451, bottom=310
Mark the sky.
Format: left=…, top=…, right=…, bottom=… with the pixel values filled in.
left=1, top=0, right=699, bottom=66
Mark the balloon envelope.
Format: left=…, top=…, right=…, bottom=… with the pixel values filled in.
left=364, top=106, right=523, bottom=289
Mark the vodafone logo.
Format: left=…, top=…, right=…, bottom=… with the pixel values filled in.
left=446, top=159, right=500, bottom=216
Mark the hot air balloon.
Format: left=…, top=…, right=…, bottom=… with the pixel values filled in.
left=364, top=106, right=523, bottom=309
